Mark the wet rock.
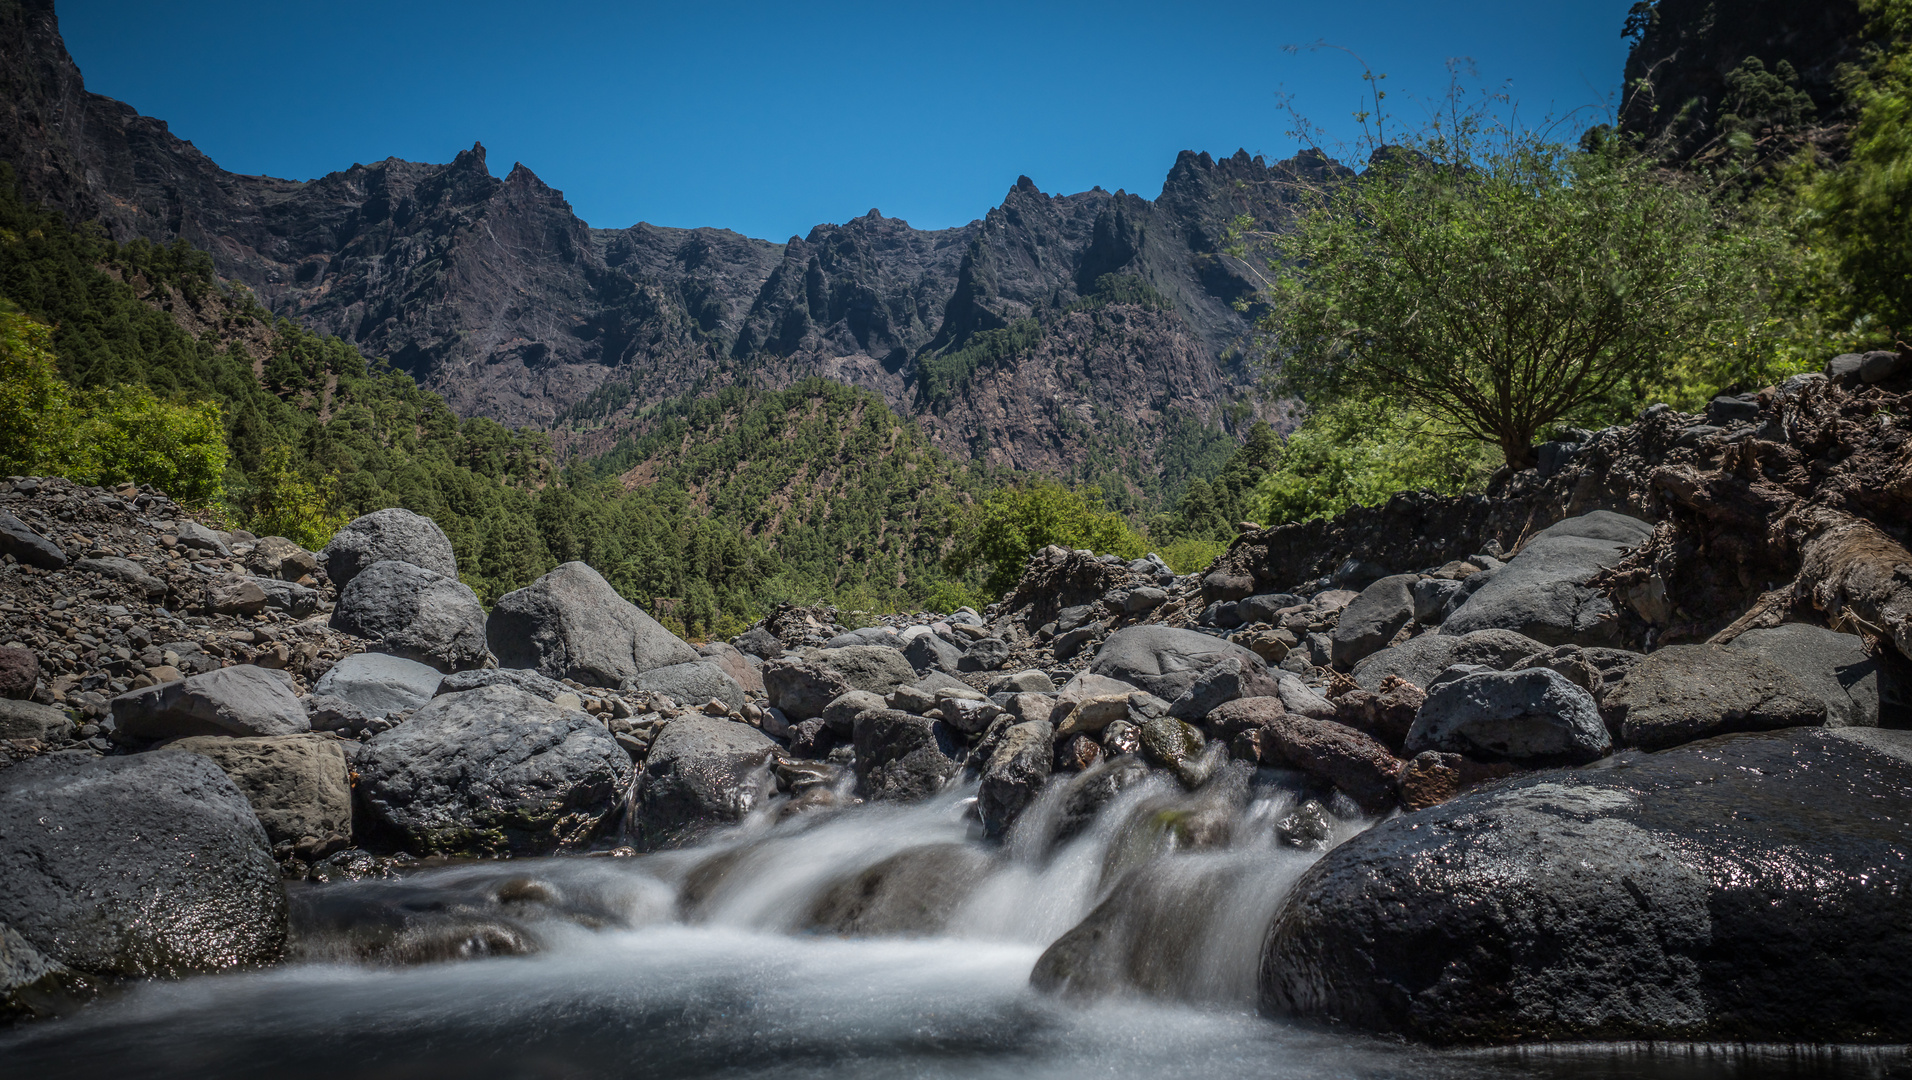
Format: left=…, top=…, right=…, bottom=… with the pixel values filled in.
left=1728, top=624, right=1880, bottom=727
left=1329, top=574, right=1417, bottom=668
left=1397, top=751, right=1518, bottom=811
left=1408, top=667, right=1610, bottom=766
left=633, top=714, right=779, bottom=849
left=330, top=560, right=489, bottom=673
left=1351, top=628, right=1548, bottom=691
left=319, top=508, right=458, bottom=590
left=1277, top=799, right=1334, bottom=850
left=1055, top=732, right=1104, bottom=772
left=1439, top=511, right=1652, bottom=646
left=1261, top=716, right=1403, bottom=812
left=852, top=709, right=961, bottom=802
left=1090, top=626, right=1270, bottom=701
left=0, top=698, right=69, bottom=741
left=112, top=665, right=309, bottom=740
left=1138, top=715, right=1207, bottom=786
left=245, top=536, right=318, bottom=581
left=764, top=645, right=918, bottom=720
left=630, top=660, right=746, bottom=711
left=1608, top=644, right=1827, bottom=751
left=486, top=562, right=699, bottom=686
left=804, top=844, right=994, bottom=935
left=157, top=734, right=352, bottom=846
left=357, top=685, right=631, bottom=855
left=979, top=719, right=1055, bottom=836
left=0, top=754, right=285, bottom=1011
left=1261, top=729, right=1912, bottom=1044
left=0, top=510, right=65, bottom=569
left=314, top=652, right=444, bottom=718
left=0, top=646, right=39, bottom=700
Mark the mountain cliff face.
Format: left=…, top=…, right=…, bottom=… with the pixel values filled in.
left=0, top=0, right=1318, bottom=498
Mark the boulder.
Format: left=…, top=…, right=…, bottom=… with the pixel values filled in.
left=1137, top=714, right=1208, bottom=786
left=1439, top=511, right=1653, bottom=645
left=251, top=576, right=319, bottom=617
left=0, top=698, right=68, bottom=741
left=75, top=556, right=166, bottom=598
left=1411, top=577, right=1462, bottom=623
left=887, top=672, right=979, bottom=715
left=174, top=520, right=231, bottom=556
left=157, top=734, right=352, bottom=846
left=1237, top=592, right=1306, bottom=625
left=0, top=645, right=39, bottom=700
left=1167, top=657, right=1280, bottom=720
left=633, top=715, right=779, bottom=849
left=1607, top=644, right=1827, bottom=751
left=330, top=559, right=489, bottom=673
left=1125, top=586, right=1168, bottom=614
left=111, top=665, right=309, bottom=740
left=903, top=632, right=964, bottom=674
left=1728, top=624, right=1879, bottom=727
left=1351, top=628, right=1547, bottom=691
left=820, top=690, right=888, bottom=734
left=957, top=637, right=1012, bottom=672
left=1329, top=574, right=1417, bottom=668
left=698, top=641, right=765, bottom=695
left=762, top=645, right=917, bottom=720
left=1260, top=715, right=1403, bottom=812
left=1272, top=671, right=1338, bottom=721
left=0, top=754, right=284, bottom=1010
left=978, top=719, right=1055, bottom=836
left=803, top=844, right=994, bottom=936
left=486, top=562, right=698, bottom=686
left=1331, top=679, right=1426, bottom=751
left=245, top=536, right=319, bottom=581
left=435, top=667, right=572, bottom=703
left=318, top=507, right=458, bottom=589
left=355, top=685, right=632, bottom=855
left=1201, top=695, right=1285, bottom=742
left=0, top=510, right=64, bottom=569
left=826, top=626, right=905, bottom=650
left=1090, top=626, right=1270, bottom=701
left=1260, top=728, right=1912, bottom=1044
left=988, top=669, right=1056, bottom=695
left=313, top=652, right=444, bottom=718
left=630, top=661, right=746, bottom=710
left=204, top=574, right=269, bottom=616
left=1407, top=667, right=1611, bottom=766
left=1507, top=644, right=1643, bottom=711
left=852, top=709, right=962, bottom=802
left=731, top=626, right=783, bottom=660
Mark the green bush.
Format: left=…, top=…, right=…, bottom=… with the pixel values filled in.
left=945, top=478, right=1146, bottom=595
left=237, top=444, right=350, bottom=551
left=1249, top=395, right=1500, bottom=527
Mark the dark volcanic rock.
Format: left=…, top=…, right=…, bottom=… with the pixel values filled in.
left=1727, top=623, right=1880, bottom=727
left=1440, top=512, right=1653, bottom=646
left=1260, top=715, right=1403, bottom=812
left=804, top=844, right=994, bottom=936
left=1407, top=667, right=1611, bottom=766
left=111, top=665, right=309, bottom=740
left=0, top=646, right=40, bottom=700
left=633, top=715, right=779, bottom=850
left=1608, top=644, right=1828, bottom=750
left=978, top=719, right=1055, bottom=837
left=157, top=734, right=353, bottom=847
left=329, top=559, right=489, bottom=673
left=313, top=652, right=444, bottom=718
left=1089, top=626, right=1269, bottom=701
left=0, top=753, right=286, bottom=1010
left=1329, top=574, right=1417, bottom=668
left=0, top=509, right=64, bottom=569
left=486, top=561, right=698, bottom=686
left=1260, top=728, right=1912, bottom=1044
left=355, top=685, right=631, bottom=855
left=1349, top=629, right=1548, bottom=692
left=853, top=709, right=962, bottom=802
left=318, top=508, right=459, bottom=590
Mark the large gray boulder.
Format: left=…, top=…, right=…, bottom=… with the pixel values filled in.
left=1089, top=626, right=1270, bottom=701
left=629, top=660, right=746, bottom=710
left=157, top=735, right=352, bottom=847
left=318, top=507, right=458, bottom=589
left=1351, top=628, right=1547, bottom=691
left=1329, top=574, right=1417, bottom=668
left=763, top=645, right=918, bottom=720
left=0, top=698, right=69, bottom=741
left=1439, top=512, right=1653, bottom=646
left=633, top=715, right=779, bottom=849
left=329, top=559, right=489, bottom=673
left=903, top=632, right=964, bottom=674
left=1261, top=728, right=1912, bottom=1044
left=313, top=652, right=445, bottom=717
left=1728, top=624, right=1880, bottom=728
left=435, top=667, right=572, bottom=703
left=0, top=509, right=64, bottom=569
left=853, top=709, right=962, bottom=802
left=355, top=685, right=631, bottom=855
left=1607, top=644, right=1827, bottom=751
left=1407, top=667, right=1611, bottom=766
left=251, top=576, right=319, bottom=617
left=0, top=754, right=285, bottom=1015
left=111, top=665, right=308, bottom=740
left=486, top=562, right=698, bottom=686
left=978, top=719, right=1055, bottom=837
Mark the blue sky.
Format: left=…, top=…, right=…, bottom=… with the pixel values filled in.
left=58, top=1, right=1635, bottom=240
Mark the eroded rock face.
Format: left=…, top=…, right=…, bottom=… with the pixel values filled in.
left=1261, top=729, right=1912, bottom=1045
left=1607, top=644, right=1827, bottom=751
left=486, top=562, right=698, bottom=686
left=0, top=754, right=286, bottom=1014
left=329, top=560, right=489, bottom=673
left=355, top=685, right=631, bottom=855
left=1440, top=512, right=1653, bottom=646
left=633, top=715, right=779, bottom=850
left=319, top=508, right=458, bottom=590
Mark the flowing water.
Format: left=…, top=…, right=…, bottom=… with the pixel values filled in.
left=1, top=761, right=1905, bottom=1080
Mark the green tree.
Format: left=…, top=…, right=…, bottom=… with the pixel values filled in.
left=77, top=385, right=228, bottom=504
left=240, top=444, right=349, bottom=550
left=945, top=479, right=1145, bottom=595
left=1263, top=127, right=1774, bottom=467
left=1248, top=394, right=1499, bottom=526
left=0, top=307, right=78, bottom=475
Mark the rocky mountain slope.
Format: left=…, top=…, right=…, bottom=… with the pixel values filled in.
left=0, top=0, right=1320, bottom=498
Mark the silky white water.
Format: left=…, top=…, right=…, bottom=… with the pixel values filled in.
left=0, top=764, right=1901, bottom=1080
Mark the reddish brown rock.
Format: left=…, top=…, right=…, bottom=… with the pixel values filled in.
left=1398, top=750, right=1521, bottom=811
left=1333, top=676, right=1425, bottom=752
left=0, top=647, right=39, bottom=700
left=1261, top=715, right=1405, bottom=813
left=1202, top=695, right=1285, bottom=741
left=1055, top=733, right=1104, bottom=772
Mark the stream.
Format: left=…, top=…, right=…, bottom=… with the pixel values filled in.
left=1, top=761, right=1905, bottom=1080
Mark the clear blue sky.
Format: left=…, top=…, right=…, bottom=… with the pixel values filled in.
left=58, top=1, right=1634, bottom=241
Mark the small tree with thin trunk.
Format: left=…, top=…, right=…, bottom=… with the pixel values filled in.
left=1261, top=127, right=1772, bottom=468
